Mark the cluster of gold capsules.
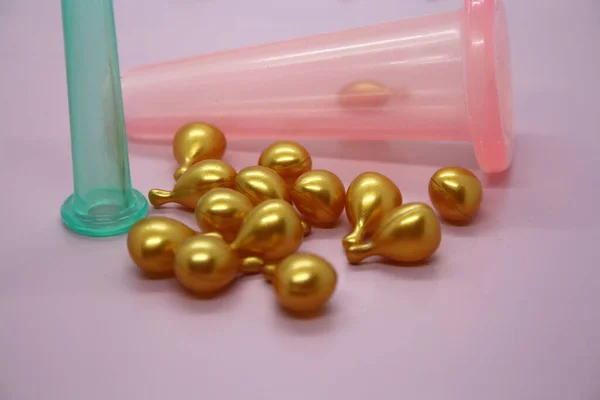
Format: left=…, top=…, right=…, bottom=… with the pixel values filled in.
left=127, top=122, right=483, bottom=316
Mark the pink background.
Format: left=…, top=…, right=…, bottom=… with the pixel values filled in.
left=1, top=0, right=599, bottom=399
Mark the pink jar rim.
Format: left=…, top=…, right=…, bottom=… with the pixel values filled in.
left=463, top=0, right=514, bottom=173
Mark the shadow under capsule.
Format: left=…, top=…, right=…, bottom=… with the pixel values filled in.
left=169, top=278, right=245, bottom=314
left=346, top=254, right=442, bottom=280
left=271, top=298, right=341, bottom=336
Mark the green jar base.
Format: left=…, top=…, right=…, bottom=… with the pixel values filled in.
left=61, top=189, right=149, bottom=237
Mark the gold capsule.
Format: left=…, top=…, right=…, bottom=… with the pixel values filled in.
left=194, top=188, right=254, bottom=243
left=230, top=199, right=303, bottom=261
left=174, top=235, right=239, bottom=296
left=236, top=165, right=311, bottom=236
left=258, top=141, right=312, bottom=186
left=342, top=172, right=403, bottom=248
left=172, top=122, right=227, bottom=181
left=338, top=80, right=392, bottom=109
left=238, top=256, right=266, bottom=275
left=235, top=166, right=292, bottom=204
left=346, top=203, right=441, bottom=264
left=428, top=166, right=483, bottom=224
left=291, top=169, right=346, bottom=228
left=148, top=160, right=236, bottom=210
left=270, top=253, right=337, bottom=315
left=127, top=216, right=196, bottom=278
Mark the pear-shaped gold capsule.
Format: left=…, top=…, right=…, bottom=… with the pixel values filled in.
left=148, top=160, right=236, bottom=210
left=174, top=235, right=239, bottom=296
left=342, top=172, right=403, bottom=248
left=269, top=253, right=337, bottom=315
left=194, top=188, right=254, bottom=243
left=345, top=203, right=441, bottom=264
left=291, top=170, right=346, bottom=228
left=230, top=200, right=303, bottom=261
left=172, top=122, right=227, bottom=181
left=428, top=166, right=483, bottom=224
left=258, top=141, right=312, bottom=186
left=127, top=216, right=196, bottom=278
left=235, top=166, right=292, bottom=204
left=236, top=166, right=311, bottom=236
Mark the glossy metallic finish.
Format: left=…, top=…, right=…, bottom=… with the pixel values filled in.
left=342, top=172, right=403, bottom=249
left=428, top=166, right=482, bottom=223
left=262, top=263, right=276, bottom=283
left=174, top=235, right=239, bottom=296
left=235, top=166, right=292, bottom=204
left=238, top=256, right=265, bottom=275
left=346, top=202, right=441, bottom=264
left=258, top=141, right=312, bottom=186
left=172, top=122, right=227, bottom=180
left=230, top=200, right=303, bottom=261
left=236, top=165, right=311, bottom=236
left=194, top=188, right=254, bottom=243
left=148, top=160, right=236, bottom=209
left=127, top=216, right=196, bottom=277
left=291, top=169, right=346, bottom=228
left=272, top=253, right=337, bottom=314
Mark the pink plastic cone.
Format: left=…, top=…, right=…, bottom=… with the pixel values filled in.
left=122, top=0, right=513, bottom=173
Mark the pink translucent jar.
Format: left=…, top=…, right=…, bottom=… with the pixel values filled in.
left=123, top=0, right=513, bottom=172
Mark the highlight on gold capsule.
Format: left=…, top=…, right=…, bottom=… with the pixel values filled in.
left=172, top=122, right=227, bottom=181
left=148, top=159, right=236, bottom=209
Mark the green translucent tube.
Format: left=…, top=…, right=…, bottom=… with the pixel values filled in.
left=60, top=0, right=148, bottom=237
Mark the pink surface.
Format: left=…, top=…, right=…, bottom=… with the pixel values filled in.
left=122, top=0, right=511, bottom=173
left=1, top=0, right=600, bottom=399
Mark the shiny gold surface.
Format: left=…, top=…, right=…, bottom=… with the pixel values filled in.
left=338, top=80, right=392, bottom=109
left=235, top=166, right=292, bottom=204
left=258, top=141, right=312, bottom=186
left=291, top=169, right=346, bottom=228
left=238, top=256, right=265, bottom=275
left=346, top=202, right=441, bottom=264
left=230, top=199, right=303, bottom=261
left=127, top=216, right=196, bottom=278
left=174, top=235, right=239, bottom=296
left=236, top=165, right=311, bottom=237
left=172, top=122, right=227, bottom=180
left=194, top=188, right=254, bottom=243
left=148, top=160, right=236, bottom=209
left=300, top=220, right=312, bottom=237
left=199, top=231, right=225, bottom=240
left=342, top=172, right=403, bottom=249
left=262, top=263, right=276, bottom=283
left=272, top=253, right=337, bottom=314
left=428, top=166, right=483, bottom=223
